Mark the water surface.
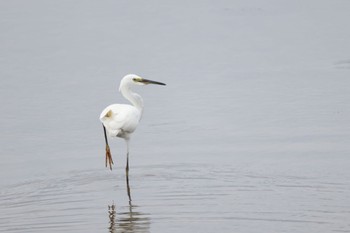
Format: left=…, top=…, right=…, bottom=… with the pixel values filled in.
left=0, top=1, right=350, bottom=232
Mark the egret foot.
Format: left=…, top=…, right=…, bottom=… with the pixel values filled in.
left=105, top=144, right=114, bottom=170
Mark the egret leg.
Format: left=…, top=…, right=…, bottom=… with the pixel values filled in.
left=126, top=156, right=132, bottom=202
left=125, top=139, right=130, bottom=173
left=125, top=139, right=131, bottom=201
left=103, top=124, right=114, bottom=170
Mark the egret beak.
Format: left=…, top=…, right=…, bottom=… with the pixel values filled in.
left=140, top=79, right=166, bottom=86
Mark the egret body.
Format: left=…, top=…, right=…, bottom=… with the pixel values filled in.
left=99, top=74, right=166, bottom=172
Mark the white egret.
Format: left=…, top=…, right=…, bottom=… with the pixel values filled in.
left=99, top=74, right=166, bottom=173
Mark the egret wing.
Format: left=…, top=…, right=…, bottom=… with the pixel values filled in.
left=100, top=104, right=140, bottom=136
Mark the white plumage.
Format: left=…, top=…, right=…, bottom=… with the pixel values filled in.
left=99, top=74, right=166, bottom=171
left=100, top=104, right=141, bottom=139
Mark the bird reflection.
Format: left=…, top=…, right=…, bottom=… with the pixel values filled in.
left=108, top=173, right=150, bottom=233
left=108, top=204, right=117, bottom=233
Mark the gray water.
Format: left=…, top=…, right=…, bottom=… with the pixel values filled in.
left=1, top=1, right=350, bottom=232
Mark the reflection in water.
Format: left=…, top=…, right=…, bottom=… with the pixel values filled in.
left=108, top=202, right=151, bottom=233
left=108, top=204, right=117, bottom=233
left=108, top=172, right=151, bottom=233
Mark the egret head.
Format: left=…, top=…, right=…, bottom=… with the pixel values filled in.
left=120, top=74, right=166, bottom=90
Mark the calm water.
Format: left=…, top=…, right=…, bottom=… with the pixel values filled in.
left=1, top=1, right=350, bottom=232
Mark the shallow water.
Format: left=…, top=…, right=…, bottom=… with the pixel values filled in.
left=1, top=1, right=350, bottom=232
left=1, top=160, right=349, bottom=232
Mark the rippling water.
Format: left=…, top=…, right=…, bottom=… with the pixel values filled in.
left=1, top=160, right=349, bottom=232
left=1, top=0, right=350, bottom=232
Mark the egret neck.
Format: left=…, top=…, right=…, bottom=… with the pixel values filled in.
left=120, top=85, right=144, bottom=113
